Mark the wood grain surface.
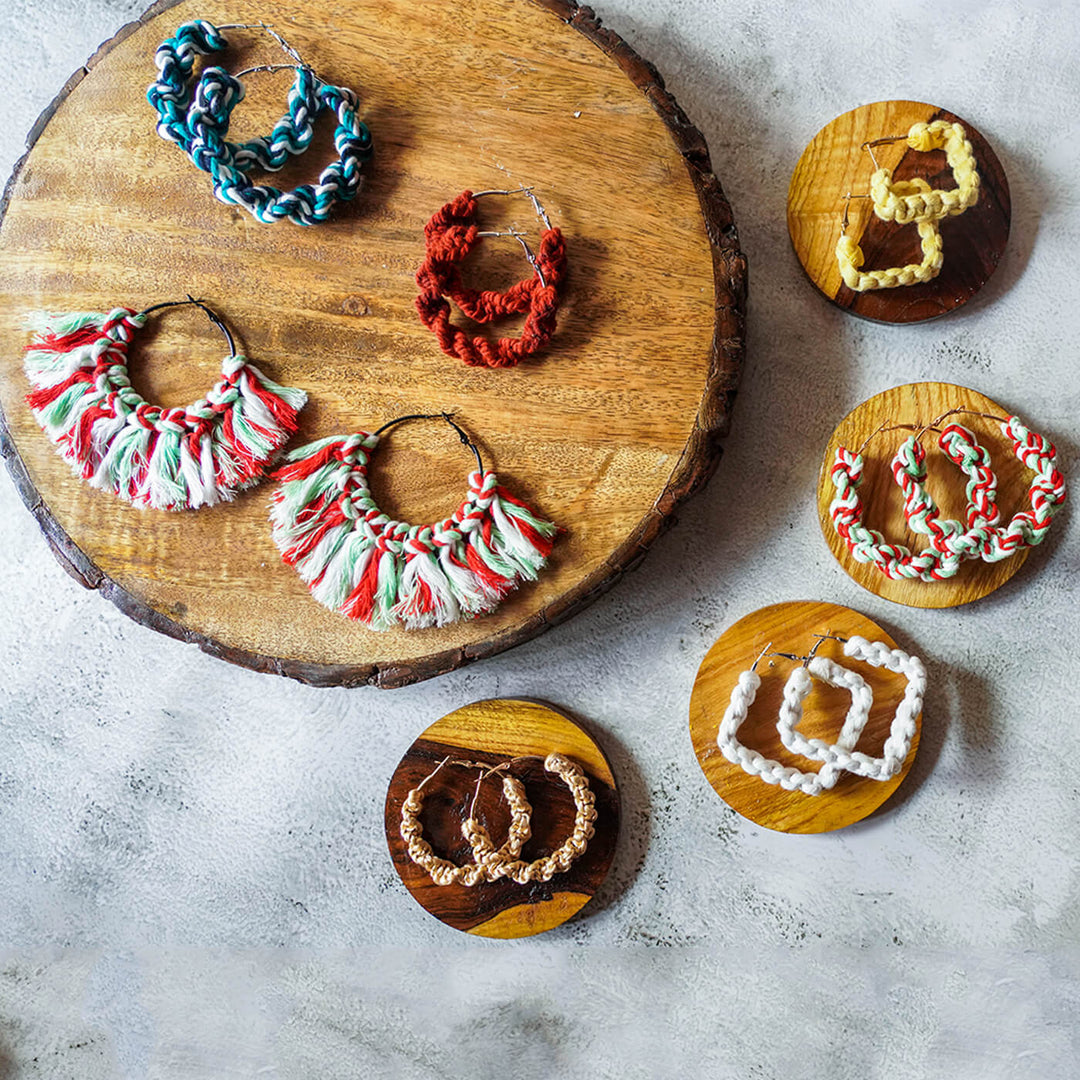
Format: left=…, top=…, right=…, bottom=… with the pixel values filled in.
left=787, top=100, right=1009, bottom=323
left=383, top=698, right=619, bottom=937
left=689, top=601, right=922, bottom=834
left=0, top=0, right=746, bottom=688
left=817, top=381, right=1039, bottom=608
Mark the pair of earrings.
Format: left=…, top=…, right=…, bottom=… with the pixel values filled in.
left=718, top=634, right=926, bottom=796
left=836, top=120, right=980, bottom=292
left=23, top=298, right=556, bottom=630
left=415, top=187, right=568, bottom=368
left=400, top=754, right=597, bottom=886
left=830, top=407, right=1066, bottom=582
left=148, top=22, right=568, bottom=365
left=147, top=20, right=373, bottom=225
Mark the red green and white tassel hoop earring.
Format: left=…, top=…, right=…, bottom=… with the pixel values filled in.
left=23, top=297, right=307, bottom=510
left=269, top=412, right=557, bottom=630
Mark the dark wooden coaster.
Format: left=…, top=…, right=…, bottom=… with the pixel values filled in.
left=689, top=601, right=922, bottom=834
left=817, top=382, right=1036, bottom=608
left=787, top=100, right=1010, bottom=323
left=384, top=699, right=619, bottom=938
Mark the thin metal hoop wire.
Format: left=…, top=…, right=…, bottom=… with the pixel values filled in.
left=372, top=412, right=485, bottom=474
left=853, top=407, right=1010, bottom=457
left=137, top=295, right=237, bottom=356
left=472, top=186, right=553, bottom=287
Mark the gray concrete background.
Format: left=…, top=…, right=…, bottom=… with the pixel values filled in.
left=0, top=1, right=1077, bottom=1077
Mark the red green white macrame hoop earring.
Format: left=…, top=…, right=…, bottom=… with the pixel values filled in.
left=891, top=420, right=1001, bottom=557
left=23, top=297, right=307, bottom=510
left=269, top=412, right=557, bottom=629
left=830, top=407, right=1066, bottom=581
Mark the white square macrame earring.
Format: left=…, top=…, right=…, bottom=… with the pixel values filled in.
left=716, top=635, right=926, bottom=796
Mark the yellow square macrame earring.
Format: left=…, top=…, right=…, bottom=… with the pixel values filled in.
left=867, top=121, right=980, bottom=225
left=834, top=120, right=980, bottom=292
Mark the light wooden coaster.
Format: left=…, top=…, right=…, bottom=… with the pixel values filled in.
left=689, top=601, right=922, bottom=834
left=787, top=100, right=1010, bottom=323
left=817, top=381, right=1034, bottom=608
left=384, top=699, right=619, bottom=938
left=0, top=0, right=746, bottom=689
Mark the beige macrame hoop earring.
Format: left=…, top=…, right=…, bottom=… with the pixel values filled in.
left=467, top=753, right=598, bottom=884
left=399, top=757, right=532, bottom=887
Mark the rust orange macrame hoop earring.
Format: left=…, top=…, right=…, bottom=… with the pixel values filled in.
left=414, top=186, right=567, bottom=368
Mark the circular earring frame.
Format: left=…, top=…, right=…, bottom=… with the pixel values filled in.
left=22, top=299, right=307, bottom=510
left=269, top=413, right=557, bottom=630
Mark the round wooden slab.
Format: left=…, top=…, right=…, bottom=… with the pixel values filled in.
left=0, top=0, right=745, bottom=689
left=817, top=382, right=1042, bottom=608
left=689, top=601, right=922, bottom=834
left=384, top=699, right=619, bottom=937
left=787, top=100, right=1009, bottom=323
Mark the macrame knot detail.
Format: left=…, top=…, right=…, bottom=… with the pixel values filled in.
left=147, top=21, right=373, bottom=226
left=270, top=433, right=557, bottom=629
left=414, top=190, right=567, bottom=367
left=23, top=305, right=307, bottom=510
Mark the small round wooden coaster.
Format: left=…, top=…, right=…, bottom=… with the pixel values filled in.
left=787, top=100, right=1010, bottom=323
left=818, top=381, right=1035, bottom=608
left=689, top=601, right=922, bottom=834
left=384, top=699, right=619, bottom=938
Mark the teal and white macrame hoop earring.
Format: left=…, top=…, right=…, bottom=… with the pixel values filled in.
left=23, top=297, right=307, bottom=510
left=269, top=412, right=557, bottom=630
left=147, top=20, right=373, bottom=225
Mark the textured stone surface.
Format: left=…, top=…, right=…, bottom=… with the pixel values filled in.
left=0, top=1, right=1077, bottom=1076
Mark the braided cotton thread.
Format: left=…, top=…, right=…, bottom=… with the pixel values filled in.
left=269, top=432, right=556, bottom=630
left=892, top=424, right=1001, bottom=559
left=870, top=121, right=980, bottom=224
left=830, top=415, right=1066, bottom=580
left=717, top=669, right=839, bottom=796
left=836, top=121, right=979, bottom=293
left=778, top=639, right=925, bottom=783
left=400, top=754, right=596, bottom=887
left=830, top=445, right=962, bottom=581
left=717, top=638, right=926, bottom=796
left=473, top=754, right=597, bottom=885
left=147, top=20, right=372, bottom=225
left=399, top=766, right=533, bottom=888
left=415, top=191, right=568, bottom=368
left=836, top=184, right=944, bottom=292
left=774, top=658, right=873, bottom=788
left=23, top=308, right=307, bottom=510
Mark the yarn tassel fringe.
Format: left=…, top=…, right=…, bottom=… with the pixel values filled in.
left=269, top=435, right=557, bottom=630
left=23, top=309, right=307, bottom=510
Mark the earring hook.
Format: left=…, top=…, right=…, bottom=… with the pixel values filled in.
left=221, top=21, right=320, bottom=81
left=472, top=186, right=552, bottom=287
left=749, top=641, right=773, bottom=673
left=467, top=761, right=512, bottom=819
